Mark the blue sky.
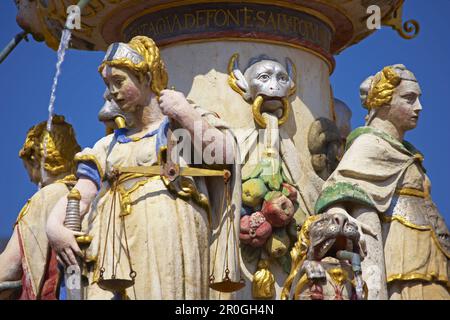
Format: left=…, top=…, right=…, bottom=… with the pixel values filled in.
left=0, top=1, right=449, bottom=239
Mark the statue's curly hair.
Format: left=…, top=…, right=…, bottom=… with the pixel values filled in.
left=362, top=66, right=401, bottom=110
left=98, top=36, right=168, bottom=95
left=19, top=115, right=81, bottom=176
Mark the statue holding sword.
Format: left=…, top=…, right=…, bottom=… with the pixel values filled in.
left=46, top=36, right=243, bottom=299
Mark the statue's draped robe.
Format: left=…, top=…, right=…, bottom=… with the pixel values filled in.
left=316, top=127, right=450, bottom=300
left=76, top=111, right=241, bottom=300
left=15, top=177, right=75, bottom=299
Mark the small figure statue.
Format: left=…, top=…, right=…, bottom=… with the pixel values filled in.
left=307, top=117, right=341, bottom=181
left=307, top=98, right=352, bottom=181
left=282, top=213, right=367, bottom=300
left=333, top=98, right=352, bottom=148
left=0, top=116, right=80, bottom=299
left=46, top=36, right=239, bottom=300
left=315, top=64, right=450, bottom=299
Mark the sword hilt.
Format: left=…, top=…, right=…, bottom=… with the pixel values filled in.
left=64, top=188, right=81, bottom=232
left=63, top=188, right=85, bottom=300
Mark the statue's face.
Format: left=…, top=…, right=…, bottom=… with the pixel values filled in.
left=388, top=79, right=422, bottom=132
left=101, top=65, right=150, bottom=113
left=244, top=60, right=292, bottom=100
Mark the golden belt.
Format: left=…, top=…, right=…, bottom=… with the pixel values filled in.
left=109, top=165, right=231, bottom=228
left=395, top=187, right=426, bottom=198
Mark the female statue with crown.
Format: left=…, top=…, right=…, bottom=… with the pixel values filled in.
left=46, top=36, right=240, bottom=299
left=314, top=64, right=450, bottom=299
left=0, top=116, right=80, bottom=299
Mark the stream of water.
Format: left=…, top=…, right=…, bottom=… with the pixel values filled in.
left=40, top=28, right=72, bottom=187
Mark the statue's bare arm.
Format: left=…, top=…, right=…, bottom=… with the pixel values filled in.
left=46, top=177, right=98, bottom=268
left=0, top=227, right=22, bottom=282
left=0, top=179, right=97, bottom=282
left=159, top=89, right=234, bottom=163
left=324, top=203, right=388, bottom=300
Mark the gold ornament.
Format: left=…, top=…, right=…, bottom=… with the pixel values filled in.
left=327, top=267, right=348, bottom=287
left=364, top=66, right=401, bottom=110
left=19, top=115, right=81, bottom=177
left=251, top=96, right=290, bottom=129
left=382, top=0, right=420, bottom=40
left=281, top=215, right=320, bottom=299
left=252, top=259, right=275, bottom=299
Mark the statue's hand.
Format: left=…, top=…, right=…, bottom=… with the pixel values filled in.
left=46, top=221, right=83, bottom=268
left=158, top=89, right=191, bottom=121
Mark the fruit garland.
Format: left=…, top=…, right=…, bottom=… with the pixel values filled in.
left=239, top=149, right=308, bottom=299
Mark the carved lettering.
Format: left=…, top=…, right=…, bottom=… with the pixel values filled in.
left=243, top=7, right=254, bottom=28
left=122, top=3, right=331, bottom=53
left=227, top=9, right=240, bottom=26
left=214, top=9, right=228, bottom=27
left=256, top=10, right=266, bottom=28
left=184, top=13, right=196, bottom=29
left=265, top=12, right=276, bottom=30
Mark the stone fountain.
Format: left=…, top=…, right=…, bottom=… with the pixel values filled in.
left=8, top=0, right=420, bottom=300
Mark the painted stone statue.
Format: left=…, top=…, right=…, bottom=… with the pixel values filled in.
left=46, top=36, right=241, bottom=300
left=307, top=98, right=352, bottom=181
left=0, top=116, right=80, bottom=299
left=307, top=117, right=341, bottom=181
left=333, top=98, right=352, bottom=148
left=315, top=64, right=450, bottom=300
left=282, top=212, right=367, bottom=300
left=229, top=54, right=312, bottom=299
